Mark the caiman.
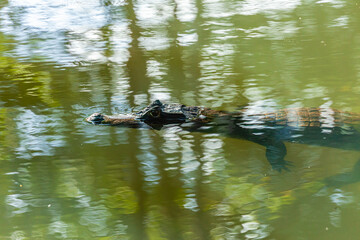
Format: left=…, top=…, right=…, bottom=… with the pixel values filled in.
left=86, top=100, right=360, bottom=171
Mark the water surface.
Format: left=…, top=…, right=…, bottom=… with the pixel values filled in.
left=1, top=0, right=360, bottom=239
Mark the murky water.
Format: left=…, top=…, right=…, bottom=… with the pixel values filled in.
left=1, top=0, right=360, bottom=239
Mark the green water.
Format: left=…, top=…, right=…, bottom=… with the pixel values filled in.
left=1, top=0, right=360, bottom=239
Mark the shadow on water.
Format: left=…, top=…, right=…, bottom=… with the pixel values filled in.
left=324, top=159, right=360, bottom=188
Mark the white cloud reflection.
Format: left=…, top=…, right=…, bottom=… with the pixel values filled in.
left=237, top=0, right=301, bottom=16
left=175, top=0, right=197, bottom=22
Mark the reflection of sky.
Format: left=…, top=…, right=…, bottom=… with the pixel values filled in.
left=175, top=0, right=197, bottom=22
left=316, top=0, right=345, bottom=8
left=1, top=0, right=109, bottom=64
left=237, top=0, right=301, bottom=16
left=6, top=0, right=107, bottom=32
left=135, top=0, right=173, bottom=27
left=137, top=130, right=160, bottom=184
left=0, top=0, right=201, bottom=65
left=15, top=108, right=67, bottom=158
left=204, top=0, right=301, bottom=18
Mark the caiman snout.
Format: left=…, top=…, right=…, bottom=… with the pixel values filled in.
left=86, top=112, right=144, bottom=127
left=86, top=113, right=105, bottom=124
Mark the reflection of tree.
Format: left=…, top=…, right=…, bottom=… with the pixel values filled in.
left=191, top=137, right=213, bottom=240
left=151, top=132, right=185, bottom=240
left=126, top=134, right=149, bottom=240
left=125, top=0, right=149, bottom=100
left=121, top=3, right=151, bottom=236
left=182, top=0, right=208, bottom=104
left=166, top=0, right=186, bottom=100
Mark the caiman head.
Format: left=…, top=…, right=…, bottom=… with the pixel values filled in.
left=136, top=100, right=187, bottom=123
left=86, top=100, right=200, bottom=128
left=86, top=112, right=105, bottom=124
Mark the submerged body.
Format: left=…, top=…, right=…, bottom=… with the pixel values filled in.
left=86, top=100, right=360, bottom=171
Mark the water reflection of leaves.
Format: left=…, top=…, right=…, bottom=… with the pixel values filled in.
left=208, top=174, right=299, bottom=238
left=0, top=34, right=57, bottom=107
left=106, top=186, right=138, bottom=214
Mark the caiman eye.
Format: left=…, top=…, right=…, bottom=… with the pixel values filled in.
left=150, top=109, right=161, bottom=118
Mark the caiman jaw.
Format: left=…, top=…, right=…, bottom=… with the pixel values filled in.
left=86, top=113, right=142, bottom=127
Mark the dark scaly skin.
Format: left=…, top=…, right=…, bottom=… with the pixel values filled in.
left=86, top=100, right=360, bottom=171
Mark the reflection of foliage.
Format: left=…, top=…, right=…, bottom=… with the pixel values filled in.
left=0, top=108, right=18, bottom=159
left=207, top=174, right=299, bottom=239
left=106, top=186, right=138, bottom=214
left=207, top=171, right=332, bottom=239
left=223, top=175, right=295, bottom=219
left=0, top=1, right=7, bottom=9
left=0, top=33, right=56, bottom=107
left=146, top=207, right=169, bottom=240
